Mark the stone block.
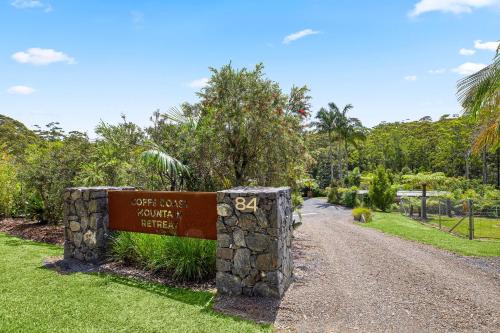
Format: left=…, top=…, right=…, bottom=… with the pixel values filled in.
left=233, top=248, right=251, bottom=277
left=69, top=221, right=81, bottom=232
left=245, top=233, right=269, bottom=252
left=216, top=247, right=233, bottom=260
left=216, top=272, right=242, bottom=295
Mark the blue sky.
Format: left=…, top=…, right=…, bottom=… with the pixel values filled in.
left=1, top=0, right=499, bottom=135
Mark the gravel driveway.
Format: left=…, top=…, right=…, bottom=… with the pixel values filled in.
left=272, top=198, right=500, bottom=332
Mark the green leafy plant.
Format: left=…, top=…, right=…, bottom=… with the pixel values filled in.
left=352, top=207, right=372, bottom=222
left=340, top=186, right=359, bottom=208
left=112, top=233, right=216, bottom=282
left=369, top=166, right=396, bottom=212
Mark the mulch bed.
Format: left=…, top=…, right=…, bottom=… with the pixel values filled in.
left=0, top=218, right=64, bottom=245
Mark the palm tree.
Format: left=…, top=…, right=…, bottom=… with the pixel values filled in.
left=314, top=107, right=337, bottom=185
left=141, top=107, right=196, bottom=191
left=457, top=46, right=499, bottom=152
left=314, top=103, right=366, bottom=184
left=141, top=143, right=190, bottom=191
left=331, top=103, right=366, bottom=182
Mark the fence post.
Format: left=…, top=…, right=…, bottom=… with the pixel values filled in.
left=468, top=199, right=474, bottom=240
left=438, top=199, right=442, bottom=230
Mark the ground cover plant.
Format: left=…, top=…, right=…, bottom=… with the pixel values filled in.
left=0, top=233, right=268, bottom=333
left=112, top=232, right=216, bottom=282
left=361, top=212, right=500, bottom=256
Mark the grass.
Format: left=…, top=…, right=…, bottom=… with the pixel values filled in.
left=360, top=212, right=500, bottom=257
left=112, top=232, right=216, bottom=282
left=425, top=214, right=500, bottom=239
left=0, top=233, right=269, bottom=333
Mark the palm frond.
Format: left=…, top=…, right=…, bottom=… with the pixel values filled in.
left=141, top=148, right=190, bottom=177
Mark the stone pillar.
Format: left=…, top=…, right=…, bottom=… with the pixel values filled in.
left=63, top=187, right=134, bottom=262
left=216, top=187, right=293, bottom=298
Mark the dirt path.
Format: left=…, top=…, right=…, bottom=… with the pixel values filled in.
left=273, top=198, right=500, bottom=332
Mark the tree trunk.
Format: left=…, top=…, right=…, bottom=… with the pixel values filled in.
left=496, top=148, right=499, bottom=188
left=328, top=132, right=334, bottom=186
left=482, top=148, right=488, bottom=184
left=465, top=150, right=470, bottom=179
left=337, top=144, right=343, bottom=184
left=421, top=184, right=427, bottom=220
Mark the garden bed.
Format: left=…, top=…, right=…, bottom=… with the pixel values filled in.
left=0, top=218, right=64, bottom=245
left=0, top=219, right=217, bottom=290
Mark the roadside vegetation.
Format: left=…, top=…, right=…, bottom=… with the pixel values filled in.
left=362, top=212, right=500, bottom=257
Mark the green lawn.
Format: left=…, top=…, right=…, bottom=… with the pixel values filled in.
left=425, top=214, right=500, bottom=239
left=0, top=233, right=269, bottom=333
left=361, top=212, right=500, bottom=257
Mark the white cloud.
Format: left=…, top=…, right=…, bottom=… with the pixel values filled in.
left=452, top=62, right=486, bottom=75
left=474, top=39, right=500, bottom=51
left=428, top=68, right=446, bottom=74
left=459, top=48, right=476, bottom=55
left=12, top=48, right=75, bottom=65
left=188, top=78, right=209, bottom=88
left=409, top=0, right=500, bottom=16
left=7, top=85, right=35, bottom=95
left=283, top=29, right=320, bottom=44
left=11, top=0, right=52, bottom=12
left=404, top=75, right=418, bottom=81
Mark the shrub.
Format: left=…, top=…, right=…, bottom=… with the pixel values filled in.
left=0, top=156, right=21, bottom=217
left=346, top=167, right=361, bottom=187
left=112, top=233, right=216, bottom=282
left=327, top=185, right=341, bottom=204
left=292, top=191, right=304, bottom=211
left=299, top=178, right=319, bottom=197
left=352, top=207, right=372, bottom=222
left=369, top=166, right=396, bottom=212
left=340, top=186, right=359, bottom=208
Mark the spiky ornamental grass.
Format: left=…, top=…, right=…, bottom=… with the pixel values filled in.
left=112, top=232, right=216, bottom=282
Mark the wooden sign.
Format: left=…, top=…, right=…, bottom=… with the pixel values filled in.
left=108, top=190, right=217, bottom=240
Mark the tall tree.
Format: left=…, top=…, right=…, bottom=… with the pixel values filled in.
left=314, top=107, right=337, bottom=185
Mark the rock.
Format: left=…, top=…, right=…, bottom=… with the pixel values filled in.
left=224, top=216, right=237, bottom=227
left=70, top=190, right=81, bottom=200
left=233, top=248, right=250, bottom=277
left=216, top=259, right=231, bottom=272
left=75, top=199, right=87, bottom=217
left=83, top=230, right=96, bottom=247
left=217, top=204, right=233, bottom=217
left=216, top=247, right=233, bottom=260
left=255, top=253, right=277, bottom=271
left=216, top=272, right=241, bottom=295
left=239, top=214, right=257, bottom=231
left=89, top=199, right=106, bottom=213
left=217, top=234, right=231, bottom=248
left=245, top=233, right=269, bottom=252
left=255, top=209, right=268, bottom=227
left=253, top=281, right=279, bottom=298
left=89, top=213, right=102, bottom=229
left=73, top=232, right=83, bottom=247
left=80, top=216, right=89, bottom=230
left=69, top=221, right=81, bottom=232
left=233, top=229, right=246, bottom=248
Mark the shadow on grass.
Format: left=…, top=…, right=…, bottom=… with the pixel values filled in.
left=0, top=233, right=61, bottom=250
left=96, top=273, right=214, bottom=307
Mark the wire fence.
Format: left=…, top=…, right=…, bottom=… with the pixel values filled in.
left=399, top=197, right=500, bottom=240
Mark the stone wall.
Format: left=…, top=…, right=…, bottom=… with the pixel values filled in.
left=63, top=187, right=134, bottom=262
left=216, top=187, right=293, bottom=298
